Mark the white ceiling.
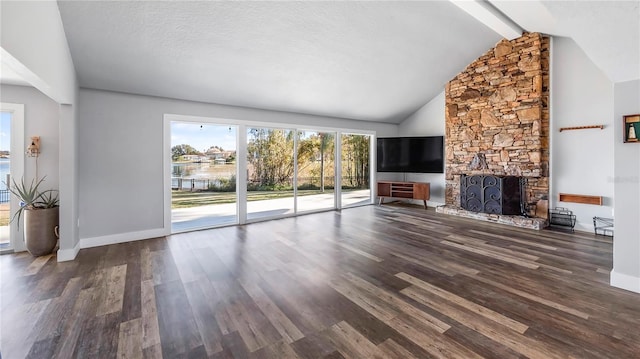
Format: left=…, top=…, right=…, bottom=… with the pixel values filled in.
left=57, top=1, right=501, bottom=123
left=54, top=1, right=639, bottom=124
left=0, top=62, right=31, bottom=87
left=492, top=0, right=640, bottom=83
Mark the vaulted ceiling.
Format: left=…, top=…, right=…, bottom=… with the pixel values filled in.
left=493, top=0, right=639, bottom=84
left=51, top=1, right=640, bottom=123
left=57, top=1, right=500, bottom=123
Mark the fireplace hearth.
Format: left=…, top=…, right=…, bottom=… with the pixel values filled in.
left=436, top=204, right=547, bottom=230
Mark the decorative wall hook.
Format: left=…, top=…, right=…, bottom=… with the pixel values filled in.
left=26, top=136, right=40, bottom=157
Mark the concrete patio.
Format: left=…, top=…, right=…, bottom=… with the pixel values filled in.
left=172, top=189, right=371, bottom=232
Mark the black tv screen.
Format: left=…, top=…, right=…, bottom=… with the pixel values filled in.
left=377, top=136, right=444, bottom=173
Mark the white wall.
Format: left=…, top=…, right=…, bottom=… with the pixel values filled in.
left=396, top=91, right=446, bottom=206
left=612, top=79, right=640, bottom=293
left=551, top=37, right=614, bottom=231
left=78, top=88, right=398, bottom=242
left=59, top=98, right=79, bottom=260
left=0, top=85, right=60, bottom=190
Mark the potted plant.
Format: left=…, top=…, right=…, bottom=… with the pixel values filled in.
left=8, top=177, right=59, bottom=256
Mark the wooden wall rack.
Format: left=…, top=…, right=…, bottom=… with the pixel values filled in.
left=559, top=193, right=603, bottom=205
left=559, top=125, right=604, bottom=132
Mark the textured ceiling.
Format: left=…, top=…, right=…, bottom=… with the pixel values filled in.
left=57, top=1, right=501, bottom=123
left=56, top=1, right=639, bottom=124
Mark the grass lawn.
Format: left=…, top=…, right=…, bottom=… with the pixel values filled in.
left=172, top=189, right=332, bottom=208
left=171, top=188, right=364, bottom=209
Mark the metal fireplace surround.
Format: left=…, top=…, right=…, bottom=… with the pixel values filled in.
left=460, top=174, right=522, bottom=215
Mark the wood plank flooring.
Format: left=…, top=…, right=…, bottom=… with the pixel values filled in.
left=2, top=204, right=639, bottom=358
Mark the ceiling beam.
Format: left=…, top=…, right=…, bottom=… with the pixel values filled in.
left=1, top=47, right=54, bottom=98
left=449, top=0, right=523, bottom=40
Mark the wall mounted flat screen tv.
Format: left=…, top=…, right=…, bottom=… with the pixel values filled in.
left=377, top=136, right=444, bottom=173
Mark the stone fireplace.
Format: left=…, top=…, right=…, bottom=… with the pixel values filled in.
left=439, top=32, right=550, bottom=228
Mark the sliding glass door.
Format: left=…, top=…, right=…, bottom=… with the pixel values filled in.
left=341, top=133, right=372, bottom=207
left=171, top=122, right=237, bottom=231
left=166, top=115, right=375, bottom=232
left=296, top=131, right=336, bottom=213
left=0, top=112, right=11, bottom=250
left=246, top=127, right=295, bottom=220
left=1, top=104, right=25, bottom=253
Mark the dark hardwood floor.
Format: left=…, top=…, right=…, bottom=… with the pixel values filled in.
left=2, top=204, right=639, bottom=358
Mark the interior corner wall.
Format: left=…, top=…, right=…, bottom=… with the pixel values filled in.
left=612, top=79, right=640, bottom=293
left=0, top=85, right=60, bottom=190
left=397, top=91, right=446, bottom=205
left=551, top=37, right=614, bottom=231
left=78, top=88, right=398, bottom=243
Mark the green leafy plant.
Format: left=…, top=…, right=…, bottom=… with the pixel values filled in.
left=39, top=190, right=60, bottom=209
left=6, top=177, right=59, bottom=226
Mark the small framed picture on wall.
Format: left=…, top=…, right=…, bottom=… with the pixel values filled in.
left=623, top=114, right=640, bottom=143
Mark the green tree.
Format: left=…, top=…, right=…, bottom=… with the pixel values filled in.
left=171, top=144, right=201, bottom=161
left=318, top=133, right=335, bottom=191
left=206, top=145, right=225, bottom=152
left=342, top=134, right=370, bottom=188
left=297, top=132, right=335, bottom=192
left=247, top=129, right=295, bottom=187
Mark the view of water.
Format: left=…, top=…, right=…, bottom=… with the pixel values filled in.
left=172, top=162, right=235, bottom=179
left=172, top=162, right=236, bottom=190
left=0, top=159, right=9, bottom=190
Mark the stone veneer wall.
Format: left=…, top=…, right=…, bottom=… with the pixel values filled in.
left=445, top=32, right=550, bottom=211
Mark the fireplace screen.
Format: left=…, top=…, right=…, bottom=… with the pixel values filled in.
left=460, top=175, right=522, bottom=215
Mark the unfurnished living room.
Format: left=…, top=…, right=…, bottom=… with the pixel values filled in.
left=1, top=1, right=639, bottom=358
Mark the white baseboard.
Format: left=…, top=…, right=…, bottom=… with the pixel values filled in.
left=80, top=228, right=169, bottom=249
left=610, top=269, right=640, bottom=294
left=575, top=222, right=594, bottom=233
left=57, top=241, right=80, bottom=262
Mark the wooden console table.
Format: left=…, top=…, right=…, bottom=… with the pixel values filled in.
left=377, top=181, right=430, bottom=209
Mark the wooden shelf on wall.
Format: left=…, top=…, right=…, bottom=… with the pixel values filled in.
left=559, top=193, right=603, bottom=205
left=559, top=125, right=604, bottom=132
